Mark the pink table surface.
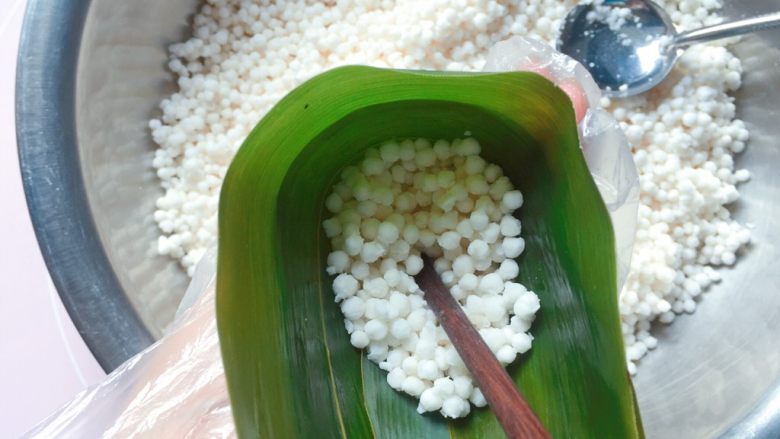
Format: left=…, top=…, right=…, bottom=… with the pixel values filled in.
left=0, top=0, right=106, bottom=436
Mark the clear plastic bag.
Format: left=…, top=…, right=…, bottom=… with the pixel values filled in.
left=484, top=36, right=640, bottom=289
left=24, top=249, right=236, bottom=439
left=26, top=37, right=638, bottom=438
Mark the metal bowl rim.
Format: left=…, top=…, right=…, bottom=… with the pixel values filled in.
left=15, top=0, right=153, bottom=373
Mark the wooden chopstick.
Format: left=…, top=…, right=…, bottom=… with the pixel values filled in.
left=415, top=254, right=551, bottom=439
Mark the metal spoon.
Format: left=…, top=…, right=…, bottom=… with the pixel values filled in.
left=557, top=0, right=780, bottom=97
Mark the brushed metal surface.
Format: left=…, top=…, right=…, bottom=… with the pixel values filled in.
left=635, top=2, right=780, bottom=437
left=75, top=0, right=198, bottom=337
left=16, top=0, right=780, bottom=436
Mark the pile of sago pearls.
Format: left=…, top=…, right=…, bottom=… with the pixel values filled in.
left=323, top=137, right=538, bottom=418
left=150, top=0, right=752, bottom=375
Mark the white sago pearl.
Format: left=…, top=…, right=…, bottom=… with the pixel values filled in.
left=365, top=320, right=388, bottom=340
left=501, top=190, right=524, bottom=210
left=367, top=344, right=388, bottom=362
left=479, top=273, right=505, bottom=294
left=452, top=255, right=475, bottom=277
left=333, top=273, right=359, bottom=301
left=344, top=234, right=364, bottom=256
left=464, top=156, right=486, bottom=175
left=503, top=282, right=527, bottom=303
left=380, top=142, right=400, bottom=163
left=441, top=396, right=470, bottom=418
left=387, top=368, right=406, bottom=390
left=391, top=319, right=412, bottom=339
left=467, top=239, right=490, bottom=259
left=433, top=377, right=456, bottom=396
left=484, top=296, right=506, bottom=323
left=388, top=291, right=410, bottom=315
left=496, top=345, right=517, bottom=364
left=322, top=218, right=341, bottom=237
left=402, top=376, right=426, bottom=397
left=384, top=268, right=402, bottom=287
left=418, top=359, right=441, bottom=380
left=470, top=388, right=487, bottom=408
left=453, top=377, right=473, bottom=399
left=364, top=278, right=389, bottom=298
left=481, top=223, right=501, bottom=244
left=458, top=273, right=479, bottom=291
left=350, top=331, right=369, bottom=349
left=456, top=219, right=474, bottom=238
left=511, top=333, right=533, bottom=354
left=325, top=193, right=343, bottom=213
left=480, top=328, right=506, bottom=353
left=351, top=261, right=370, bottom=280
left=326, top=251, right=350, bottom=274
left=362, top=156, right=384, bottom=175
left=377, top=222, right=400, bottom=244
left=438, top=231, right=462, bottom=250
left=418, top=388, right=443, bottom=413
left=402, top=356, right=418, bottom=376
left=360, top=219, right=380, bottom=241
left=499, top=215, right=522, bottom=237
left=341, top=297, right=366, bottom=320
left=469, top=210, right=489, bottom=231
left=361, top=241, right=386, bottom=263
left=498, top=259, right=519, bottom=280
left=404, top=254, right=424, bottom=275
left=502, top=237, right=525, bottom=258
left=402, top=224, right=420, bottom=244
left=514, top=292, right=541, bottom=320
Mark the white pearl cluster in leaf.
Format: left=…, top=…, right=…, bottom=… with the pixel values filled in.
left=322, top=138, right=538, bottom=418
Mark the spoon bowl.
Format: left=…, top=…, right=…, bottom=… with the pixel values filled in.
left=557, top=0, right=676, bottom=97
left=558, top=0, right=780, bottom=97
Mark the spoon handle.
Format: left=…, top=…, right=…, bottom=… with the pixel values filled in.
left=674, top=12, right=780, bottom=47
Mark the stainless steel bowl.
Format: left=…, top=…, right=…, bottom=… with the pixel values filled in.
left=15, top=0, right=780, bottom=437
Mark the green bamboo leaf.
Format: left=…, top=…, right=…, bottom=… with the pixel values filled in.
left=216, top=66, right=643, bottom=438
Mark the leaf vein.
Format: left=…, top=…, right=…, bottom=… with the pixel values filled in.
left=316, top=210, right=349, bottom=439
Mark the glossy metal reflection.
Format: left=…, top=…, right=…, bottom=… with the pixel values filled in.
left=557, top=0, right=780, bottom=97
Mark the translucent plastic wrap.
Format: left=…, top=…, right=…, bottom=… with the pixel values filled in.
left=484, top=36, right=640, bottom=288
left=26, top=37, right=638, bottom=438
left=24, top=249, right=236, bottom=439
